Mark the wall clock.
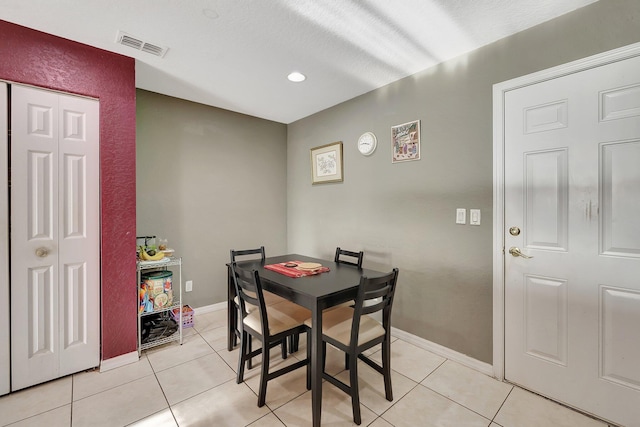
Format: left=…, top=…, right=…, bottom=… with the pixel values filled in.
left=357, top=131, right=377, bottom=156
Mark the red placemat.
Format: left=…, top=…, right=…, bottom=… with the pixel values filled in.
left=264, top=261, right=330, bottom=278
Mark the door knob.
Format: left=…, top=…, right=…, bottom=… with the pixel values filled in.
left=508, top=247, right=533, bottom=259
left=35, top=247, right=49, bottom=257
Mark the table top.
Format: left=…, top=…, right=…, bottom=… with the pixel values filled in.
left=234, top=253, right=385, bottom=310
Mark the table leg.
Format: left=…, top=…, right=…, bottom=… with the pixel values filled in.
left=311, top=303, right=322, bottom=427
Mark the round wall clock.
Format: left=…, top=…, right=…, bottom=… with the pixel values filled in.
left=357, top=131, right=377, bottom=156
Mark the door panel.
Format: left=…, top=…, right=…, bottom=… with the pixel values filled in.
left=0, top=83, right=9, bottom=396
left=11, top=85, right=99, bottom=391
left=504, top=54, right=640, bottom=426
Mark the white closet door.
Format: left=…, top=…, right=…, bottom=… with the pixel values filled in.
left=0, top=83, right=9, bottom=396
left=10, top=84, right=99, bottom=391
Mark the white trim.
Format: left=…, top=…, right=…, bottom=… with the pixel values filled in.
left=492, top=41, right=640, bottom=382
left=193, top=301, right=226, bottom=315
left=391, top=327, right=493, bottom=377
left=100, top=351, right=139, bottom=372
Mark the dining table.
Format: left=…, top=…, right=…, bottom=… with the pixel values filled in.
left=227, top=253, right=386, bottom=427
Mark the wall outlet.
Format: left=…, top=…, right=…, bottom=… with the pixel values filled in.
left=456, top=208, right=466, bottom=224
left=185, top=280, right=193, bottom=292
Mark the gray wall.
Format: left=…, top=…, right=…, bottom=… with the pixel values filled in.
left=136, top=90, right=288, bottom=307
left=286, top=0, right=640, bottom=363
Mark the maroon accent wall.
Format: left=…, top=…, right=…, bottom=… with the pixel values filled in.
left=0, top=20, right=137, bottom=360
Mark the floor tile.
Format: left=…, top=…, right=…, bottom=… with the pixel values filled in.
left=5, top=404, right=70, bottom=427
left=382, top=384, right=491, bottom=427
left=156, top=353, right=236, bottom=405
left=370, top=339, right=446, bottom=382
left=274, top=385, right=377, bottom=427
left=171, top=381, right=270, bottom=427
left=71, top=375, right=167, bottom=427
left=422, top=360, right=512, bottom=419
left=145, top=333, right=215, bottom=372
left=247, top=413, right=287, bottom=426
left=333, top=358, right=418, bottom=415
left=127, top=408, right=177, bottom=426
left=369, top=418, right=394, bottom=427
left=0, top=376, right=72, bottom=426
left=193, top=310, right=227, bottom=333
left=199, top=325, right=229, bottom=351
left=494, top=387, right=607, bottom=427
left=73, top=356, right=153, bottom=401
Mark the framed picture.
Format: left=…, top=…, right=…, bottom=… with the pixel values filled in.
left=311, top=141, right=343, bottom=184
left=391, top=120, right=420, bottom=163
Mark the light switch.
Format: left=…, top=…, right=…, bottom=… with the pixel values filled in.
left=470, top=209, right=481, bottom=225
left=456, top=208, right=466, bottom=224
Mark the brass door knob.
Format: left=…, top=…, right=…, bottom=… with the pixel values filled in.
left=35, top=247, right=49, bottom=257
left=509, top=247, right=533, bottom=259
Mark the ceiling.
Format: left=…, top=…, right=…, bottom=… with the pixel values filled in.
left=1, top=0, right=598, bottom=124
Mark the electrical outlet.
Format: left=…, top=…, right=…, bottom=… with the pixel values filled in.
left=185, top=280, right=193, bottom=292
left=456, top=208, right=466, bottom=224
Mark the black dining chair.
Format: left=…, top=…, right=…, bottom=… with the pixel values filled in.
left=305, top=268, right=399, bottom=425
left=229, top=247, right=288, bottom=349
left=231, top=262, right=311, bottom=407
left=334, top=247, right=364, bottom=268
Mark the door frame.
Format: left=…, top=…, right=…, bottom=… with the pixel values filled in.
left=492, top=41, right=640, bottom=381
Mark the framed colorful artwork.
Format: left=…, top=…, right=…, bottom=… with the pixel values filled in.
left=391, top=120, right=420, bottom=163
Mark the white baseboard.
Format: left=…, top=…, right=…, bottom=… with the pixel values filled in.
left=100, top=351, right=139, bottom=372
left=391, top=327, right=493, bottom=377
left=193, top=301, right=226, bottom=315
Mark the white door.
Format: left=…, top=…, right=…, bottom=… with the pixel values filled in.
left=0, top=83, right=9, bottom=396
left=10, top=84, right=100, bottom=391
left=504, top=55, right=640, bottom=426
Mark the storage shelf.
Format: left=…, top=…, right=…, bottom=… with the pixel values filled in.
left=137, top=256, right=183, bottom=356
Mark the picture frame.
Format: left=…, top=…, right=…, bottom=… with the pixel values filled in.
left=311, top=141, right=343, bottom=184
left=391, top=120, right=420, bottom=163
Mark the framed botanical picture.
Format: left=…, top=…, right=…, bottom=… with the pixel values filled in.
left=311, top=141, right=343, bottom=184
left=391, top=120, right=420, bottom=163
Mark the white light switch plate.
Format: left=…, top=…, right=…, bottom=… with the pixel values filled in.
left=470, top=209, right=481, bottom=225
left=456, top=208, right=466, bottom=224
left=185, top=280, right=193, bottom=292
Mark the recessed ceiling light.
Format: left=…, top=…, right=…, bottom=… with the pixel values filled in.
left=287, top=72, right=306, bottom=82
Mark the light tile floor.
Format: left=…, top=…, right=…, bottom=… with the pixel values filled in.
left=0, top=309, right=612, bottom=427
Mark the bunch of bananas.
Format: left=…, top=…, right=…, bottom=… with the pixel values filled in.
left=139, top=246, right=165, bottom=261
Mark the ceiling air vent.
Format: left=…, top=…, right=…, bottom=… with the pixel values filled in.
left=116, top=31, right=168, bottom=58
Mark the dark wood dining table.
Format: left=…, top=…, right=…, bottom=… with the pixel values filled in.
left=227, top=253, right=386, bottom=427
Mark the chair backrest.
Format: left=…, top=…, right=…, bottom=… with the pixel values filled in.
left=350, top=268, right=399, bottom=348
left=230, top=246, right=266, bottom=263
left=229, top=262, right=269, bottom=336
left=334, top=247, right=364, bottom=268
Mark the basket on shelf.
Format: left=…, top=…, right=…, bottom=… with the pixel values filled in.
left=171, top=304, right=194, bottom=328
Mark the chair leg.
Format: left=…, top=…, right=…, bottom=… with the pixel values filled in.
left=257, top=342, right=270, bottom=407
left=345, top=353, right=349, bottom=370
left=281, top=337, right=288, bottom=359
left=237, top=331, right=248, bottom=384
left=349, top=351, right=362, bottom=425
left=382, top=337, right=393, bottom=401
left=322, top=341, right=327, bottom=372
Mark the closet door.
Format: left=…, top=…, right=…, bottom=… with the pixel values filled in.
left=10, top=85, right=99, bottom=391
left=0, top=83, right=9, bottom=396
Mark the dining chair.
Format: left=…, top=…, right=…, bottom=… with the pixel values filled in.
left=230, top=262, right=311, bottom=407
left=229, top=247, right=288, bottom=348
left=334, top=247, right=364, bottom=268
left=305, top=268, right=399, bottom=425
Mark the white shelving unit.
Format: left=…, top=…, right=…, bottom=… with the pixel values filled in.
left=136, top=257, right=183, bottom=356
